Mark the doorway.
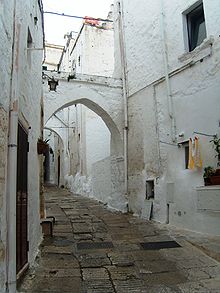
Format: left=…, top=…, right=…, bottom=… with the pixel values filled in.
left=16, top=123, right=29, bottom=274
left=58, top=155, right=60, bottom=186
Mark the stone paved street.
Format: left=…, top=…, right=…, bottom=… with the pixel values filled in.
left=18, top=187, right=220, bottom=293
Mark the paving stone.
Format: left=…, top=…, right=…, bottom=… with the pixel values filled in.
left=34, top=268, right=81, bottom=277
left=143, top=285, right=182, bottom=293
left=108, top=252, right=134, bottom=267
left=132, top=250, right=161, bottom=261
left=181, top=267, right=211, bottom=281
left=40, top=254, right=79, bottom=269
left=20, top=276, right=82, bottom=292
left=136, top=260, right=177, bottom=274
left=53, top=229, right=74, bottom=234
left=73, top=233, right=93, bottom=241
left=92, top=222, right=107, bottom=233
left=92, top=232, right=112, bottom=241
left=72, top=223, right=93, bottom=234
left=113, top=241, right=141, bottom=251
left=141, top=271, right=187, bottom=285
left=41, top=245, right=73, bottom=255
left=176, top=257, right=214, bottom=269
left=42, top=236, right=74, bottom=247
left=177, top=278, right=220, bottom=293
left=82, top=267, right=109, bottom=280
left=53, top=225, right=73, bottom=233
left=78, top=253, right=111, bottom=268
left=19, top=187, right=220, bottom=293
left=83, top=279, right=115, bottom=293
left=113, top=278, right=144, bottom=292
left=160, top=247, right=203, bottom=261
left=107, top=265, right=140, bottom=280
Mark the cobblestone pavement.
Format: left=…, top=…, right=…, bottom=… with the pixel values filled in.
left=18, top=187, right=220, bottom=293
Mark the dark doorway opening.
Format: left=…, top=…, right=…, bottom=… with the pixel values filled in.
left=16, top=123, right=29, bottom=274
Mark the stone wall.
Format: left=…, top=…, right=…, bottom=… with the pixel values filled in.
left=0, top=0, right=44, bottom=289
left=118, top=0, right=220, bottom=235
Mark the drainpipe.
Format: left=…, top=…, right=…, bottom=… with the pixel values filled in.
left=160, top=0, right=176, bottom=142
left=117, top=1, right=129, bottom=199
left=5, top=0, right=19, bottom=292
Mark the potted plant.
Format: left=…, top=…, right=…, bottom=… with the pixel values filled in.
left=203, top=166, right=215, bottom=186
left=203, top=135, right=220, bottom=185
left=37, top=138, right=50, bottom=155
left=210, top=134, right=220, bottom=166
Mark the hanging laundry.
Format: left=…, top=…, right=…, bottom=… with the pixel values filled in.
left=188, top=138, right=195, bottom=169
left=188, top=137, right=203, bottom=169
left=194, top=136, right=203, bottom=168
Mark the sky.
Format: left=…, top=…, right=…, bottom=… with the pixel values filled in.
left=43, top=0, right=113, bottom=46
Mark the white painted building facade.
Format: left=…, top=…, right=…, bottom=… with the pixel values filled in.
left=44, top=17, right=125, bottom=209
left=0, top=0, right=44, bottom=291
left=115, top=0, right=220, bottom=235
left=43, top=43, right=64, bottom=71
left=43, top=0, right=220, bottom=236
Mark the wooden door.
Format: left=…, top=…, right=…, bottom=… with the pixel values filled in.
left=16, top=123, right=28, bottom=274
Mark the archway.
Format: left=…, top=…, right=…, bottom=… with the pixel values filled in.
left=44, top=127, right=65, bottom=186
left=44, top=98, right=127, bottom=211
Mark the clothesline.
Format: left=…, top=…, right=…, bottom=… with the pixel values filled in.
left=193, top=131, right=216, bottom=137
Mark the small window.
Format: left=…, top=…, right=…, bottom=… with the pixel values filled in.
left=27, top=28, right=33, bottom=48
left=27, top=28, right=33, bottom=66
left=186, top=3, right=207, bottom=51
left=146, top=180, right=154, bottom=200
left=184, top=143, right=189, bottom=169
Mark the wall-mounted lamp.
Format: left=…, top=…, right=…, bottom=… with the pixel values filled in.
left=48, top=77, right=59, bottom=91
left=42, top=72, right=59, bottom=91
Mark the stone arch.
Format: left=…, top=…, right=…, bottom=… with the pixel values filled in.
left=44, top=77, right=123, bottom=153
left=46, top=98, right=123, bottom=155
left=44, top=127, right=64, bottom=148
left=44, top=127, right=66, bottom=186
left=43, top=77, right=127, bottom=211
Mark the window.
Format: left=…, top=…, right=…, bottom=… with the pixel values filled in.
left=146, top=180, right=154, bottom=200
left=27, top=28, right=33, bottom=66
left=178, top=140, right=190, bottom=169
left=184, top=143, right=189, bottom=169
left=186, top=2, right=207, bottom=51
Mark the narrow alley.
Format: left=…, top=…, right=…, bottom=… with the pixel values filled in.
left=18, top=187, right=220, bottom=293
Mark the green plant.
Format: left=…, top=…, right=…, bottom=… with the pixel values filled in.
left=210, top=134, right=220, bottom=163
left=37, top=138, right=50, bottom=155
left=38, top=138, right=50, bottom=144
left=203, top=166, right=215, bottom=178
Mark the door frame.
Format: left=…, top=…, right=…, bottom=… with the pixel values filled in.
left=16, top=121, right=29, bottom=276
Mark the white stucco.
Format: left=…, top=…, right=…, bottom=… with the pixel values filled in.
left=117, top=0, right=220, bottom=235
left=60, top=23, right=114, bottom=77
left=84, top=106, right=110, bottom=174
left=0, top=0, right=43, bottom=290
left=43, top=43, right=64, bottom=71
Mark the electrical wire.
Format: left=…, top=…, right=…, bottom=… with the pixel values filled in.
left=44, top=11, right=113, bottom=22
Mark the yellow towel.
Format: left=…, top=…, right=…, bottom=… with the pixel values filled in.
left=194, top=136, right=202, bottom=168
left=188, top=138, right=194, bottom=169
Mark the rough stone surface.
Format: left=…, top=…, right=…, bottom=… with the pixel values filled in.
left=116, top=0, right=220, bottom=235
left=18, top=187, right=220, bottom=292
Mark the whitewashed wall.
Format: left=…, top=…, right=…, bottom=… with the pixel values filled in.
left=84, top=106, right=110, bottom=174
left=57, top=22, right=123, bottom=208
left=0, top=0, right=13, bottom=288
left=43, top=43, right=64, bottom=71
left=118, top=0, right=220, bottom=235
left=0, top=0, right=43, bottom=290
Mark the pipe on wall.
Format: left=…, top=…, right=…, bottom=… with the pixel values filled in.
left=160, top=0, right=177, bottom=142
left=5, top=0, right=19, bottom=291
left=117, top=1, right=129, bottom=199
